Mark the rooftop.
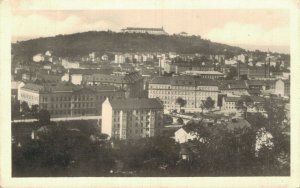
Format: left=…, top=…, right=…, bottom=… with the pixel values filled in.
left=109, top=98, right=163, bottom=110
left=149, top=75, right=219, bottom=86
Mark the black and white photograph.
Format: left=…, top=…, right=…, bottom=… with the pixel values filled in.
left=1, top=0, right=300, bottom=187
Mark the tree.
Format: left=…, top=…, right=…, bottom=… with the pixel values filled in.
left=31, top=104, right=39, bottom=117
left=176, top=97, right=187, bottom=112
left=38, top=109, right=51, bottom=125
left=11, top=99, right=20, bottom=119
left=163, top=114, right=173, bottom=124
left=236, top=96, right=253, bottom=118
left=200, top=103, right=205, bottom=114
left=20, top=101, right=30, bottom=114
left=202, top=97, right=215, bottom=111
left=177, top=117, right=184, bottom=125
left=226, top=67, right=237, bottom=80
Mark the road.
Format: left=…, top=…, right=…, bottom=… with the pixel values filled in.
left=12, top=116, right=102, bottom=123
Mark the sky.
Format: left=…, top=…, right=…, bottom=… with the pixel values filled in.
left=11, top=2, right=290, bottom=53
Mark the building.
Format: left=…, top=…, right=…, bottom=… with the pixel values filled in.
left=33, top=53, right=45, bottom=62
left=121, top=27, right=168, bottom=35
left=61, top=58, right=80, bottom=69
left=18, top=82, right=125, bottom=117
left=148, top=76, right=219, bottom=111
left=274, top=79, right=290, bottom=98
left=237, top=62, right=270, bottom=79
left=82, top=72, right=144, bottom=98
left=174, top=126, right=198, bottom=143
left=163, top=61, right=215, bottom=74
left=101, top=98, right=164, bottom=139
left=219, top=80, right=249, bottom=96
left=181, top=70, right=225, bottom=79
left=222, top=95, right=266, bottom=113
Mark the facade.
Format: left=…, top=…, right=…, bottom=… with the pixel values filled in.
left=82, top=72, right=144, bottom=98
left=101, top=98, right=164, bottom=140
left=115, top=54, right=126, bottom=64
left=148, top=76, right=219, bottom=111
left=274, top=79, right=290, bottom=98
left=18, top=82, right=125, bottom=117
left=121, top=27, right=168, bottom=35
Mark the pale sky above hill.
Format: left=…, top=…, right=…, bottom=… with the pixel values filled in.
left=11, top=0, right=290, bottom=53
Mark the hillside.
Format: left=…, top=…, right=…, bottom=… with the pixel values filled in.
left=12, top=31, right=246, bottom=59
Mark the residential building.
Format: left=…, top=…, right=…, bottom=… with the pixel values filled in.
left=101, top=98, right=164, bottom=139
left=121, top=27, right=168, bottom=35
left=148, top=76, right=219, bottom=111
left=18, top=82, right=125, bottom=117
left=82, top=72, right=144, bottom=98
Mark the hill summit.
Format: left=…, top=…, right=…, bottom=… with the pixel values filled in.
left=12, top=31, right=246, bottom=58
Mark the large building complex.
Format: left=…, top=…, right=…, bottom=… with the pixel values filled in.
left=101, top=98, right=164, bottom=139
left=148, top=76, right=219, bottom=111
left=121, top=27, right=168, bottom=35
left=18, top=82, right=125, bottom=117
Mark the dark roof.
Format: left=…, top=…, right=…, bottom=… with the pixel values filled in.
left=219, top=80, right=247, bottom=90
left=149, top=76, right=172, bottom=84
left=83, top=72, right=142, bottom=84
left=110, top=98, right=163, bottom=110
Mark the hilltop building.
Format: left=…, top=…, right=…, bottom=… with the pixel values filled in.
left=121, top=27, right=168, bottom=35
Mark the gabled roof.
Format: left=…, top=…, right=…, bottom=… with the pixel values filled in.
left=109, top=98, right=163, bottom=110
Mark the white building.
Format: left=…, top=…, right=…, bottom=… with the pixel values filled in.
left=33, top=53, right=45, bottom=62
left=174, top=127, right=197, bottom=143
left=61, top=59, right=80, bottom=69
left=101, top=98, right=164, bottom=140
